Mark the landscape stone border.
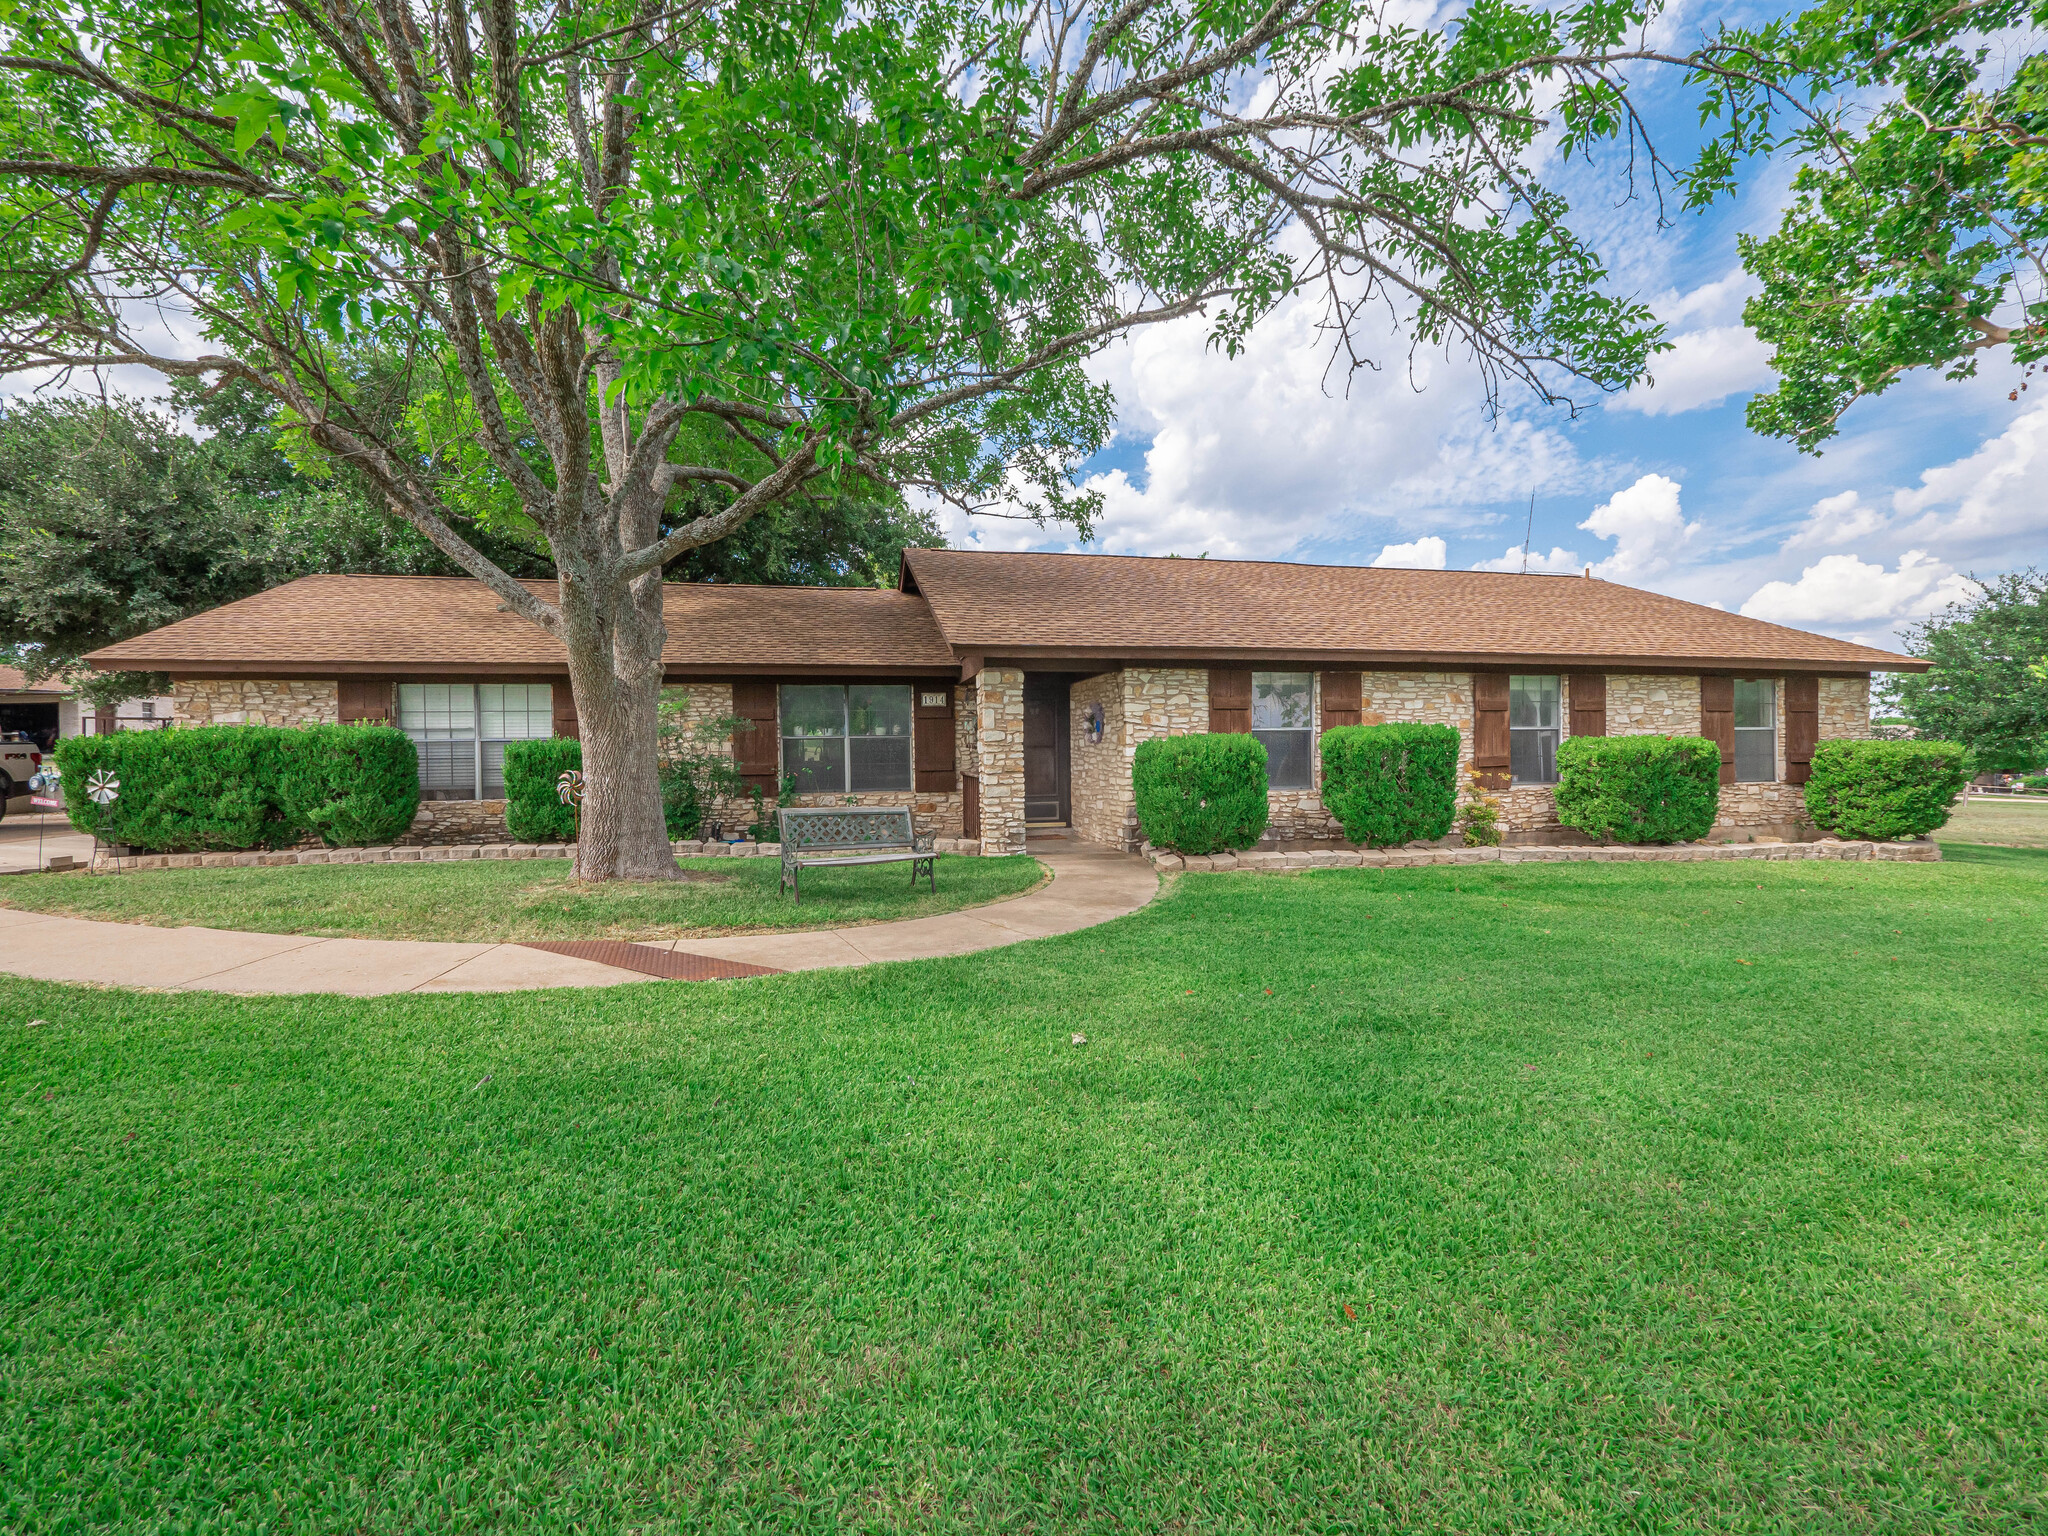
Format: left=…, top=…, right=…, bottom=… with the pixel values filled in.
left=1150, top=839, right=1939, bottom=872
left=90, top=836, right=983, bottom=875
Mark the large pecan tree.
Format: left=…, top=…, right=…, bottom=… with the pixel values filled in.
left=0, top=0, right=1738, bottom=878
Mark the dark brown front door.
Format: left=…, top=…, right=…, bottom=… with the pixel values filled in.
left=1023, top=675, right=1070, bottom=823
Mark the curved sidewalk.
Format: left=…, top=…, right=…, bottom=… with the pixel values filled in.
left=0, top=845, right=1157, bottom=997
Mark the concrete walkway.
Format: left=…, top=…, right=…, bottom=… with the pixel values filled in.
left=0, top=845, right=1156, bottom=996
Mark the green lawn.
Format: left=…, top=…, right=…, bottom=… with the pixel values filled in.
left=3, top=851, right=2045, bottom=1531
left=1935, top=794, right=2048, bottom=848
left=0, top=852, right=1044, bottom=942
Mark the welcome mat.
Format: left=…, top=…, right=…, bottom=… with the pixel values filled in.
left=518, top=940, right=781, bottom=981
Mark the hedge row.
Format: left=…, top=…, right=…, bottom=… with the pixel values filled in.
left=1555, top=734, right=1722, bottom=844
left=55, top=725, right=418, bottom=851
left=1319, top=723, right=1460, bottom=847
left=1131, top=726, right=1971, bottom=852
left=503, top=737, right=583, bottom=842
left=1132, top=734, right=1267, bottom=854
left=1804, top=738, right=1974, bottom=841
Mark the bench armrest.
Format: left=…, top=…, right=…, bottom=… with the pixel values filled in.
left=913, top=830, right=936, bottom=855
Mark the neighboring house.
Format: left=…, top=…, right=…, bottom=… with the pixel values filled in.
left=85, top=549, right=1924, bottom=850
left=0, top=665, right=173, bottom=749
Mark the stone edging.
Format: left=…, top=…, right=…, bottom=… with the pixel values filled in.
left=89, top=836, right=984, bottom=875
left=1149, top=838, right=1940, bottom=872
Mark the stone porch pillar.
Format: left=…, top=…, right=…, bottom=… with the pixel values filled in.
left=975, top=667, right=1027, bottom=854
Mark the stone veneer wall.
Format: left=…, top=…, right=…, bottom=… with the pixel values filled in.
left=1820, top=676, right=1869, bottom=739
left=398, top=799, right=514, bottom=846
left=1065, top=666, right=1209, bottom=851
left=956, top=682, right=978, bottom=776
left=1606, top=674, right=1702, bottom=736
left=975, top=668, right=1027, bottom=854
left=172, top=679, right=339, bottom=727
left=1068, top=671, right=1130, bottom=847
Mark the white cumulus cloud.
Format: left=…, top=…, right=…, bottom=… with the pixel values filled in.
left=1739, top=550, right=1978, bottom=630
left=1782, top=490, right=1890, bottom=552
left=1579, top=473, right=1700, bottom=582
left=1611, top=325, right=1775, bottom=417
left=1371, top=536, right=1447, bottom=569
left=1893, top=400, right=2048, bottom=552
left=1470, top=543, right=1584, bottom=573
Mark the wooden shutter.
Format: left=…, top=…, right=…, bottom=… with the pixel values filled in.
left=1471, top=671, right=1509, bottom=788
left=1320, top=671, right=1362, bottom=729
left=1566, top=672, right=1606, bottom=738
left=1785, top=675, right=1819, bottom=785
left=731, top=679, right=779, bottom=793
left=1209, top=667, right=1252, bottom=733
left=550, top=682, right=580, bottom=740
left=913, top=680, right=957, bottom=791
left=961, top=773, right=981, bottom=838
left=338, top=680, right=394, bottom=724
left=1700, top=675, right=1735, bottom=785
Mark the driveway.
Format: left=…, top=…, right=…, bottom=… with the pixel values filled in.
left=0, top=806, right=96, bottom=875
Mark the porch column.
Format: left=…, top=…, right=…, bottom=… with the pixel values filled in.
left=975, top=667, right=1027, bottom=855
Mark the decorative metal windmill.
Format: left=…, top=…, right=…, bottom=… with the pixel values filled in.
left=556, top=769, right=585, bottom=847
left=85, top=769, right=120, bottom=872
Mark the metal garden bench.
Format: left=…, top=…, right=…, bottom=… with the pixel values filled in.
left=778, top=806, right=936, bottom=901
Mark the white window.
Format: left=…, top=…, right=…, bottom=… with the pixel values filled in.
left=1509, top=675, right=1560, bottom=785
left=1734, top=679, right=1777, bottom=782
left=780, top=684, right=913, bottom=794
left=399, top=682, right=554, bottom=799
left=1252, top=672, right=1314, bottom=789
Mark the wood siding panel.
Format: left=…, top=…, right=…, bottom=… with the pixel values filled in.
left=1785, top=674, right=1819, bottom=785
left=550, top=682, right=579, bottom=740
left=1472, top=671, right=1510, bottom=787
left=1320, top=670, right=1362, bottom=729
left=731, top=679, right=779, bottom=793
left=1567, top=671, right=1606, bottom=738
left=1208, top=666, right=1252, bottom=733
left=961, top=773, right=981, bottom=839
left=913, top=679, right=957, bottom=792
left=338, top=679, right=395, bottom=724
left=1700, top=675, right=1736, bottom=785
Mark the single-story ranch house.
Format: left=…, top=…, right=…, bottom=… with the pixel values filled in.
left=87, top=549, right=1925, bottom=852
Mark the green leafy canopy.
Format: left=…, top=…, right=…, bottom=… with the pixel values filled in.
left=1689, top=0, right=2048, bottom=448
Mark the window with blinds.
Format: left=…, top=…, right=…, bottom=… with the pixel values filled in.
left=779, top=683, right=913, bottom=793
left=398, top=682, right=554, bottom=799
left=1509, top=675, right=1561, bottom=785
left=1734, top=679, right=1777, bottom=782
left=1251, top=672, right=1313, bottom=789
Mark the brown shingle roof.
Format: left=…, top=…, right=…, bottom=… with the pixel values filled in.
left=901, top=549, right=1921, bottom=671
left=0, top=665, right=68, bottom=694
left=86, top=575, right=955, bottom=676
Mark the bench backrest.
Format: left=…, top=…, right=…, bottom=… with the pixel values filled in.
left=778, top=806, right=915, bottom=851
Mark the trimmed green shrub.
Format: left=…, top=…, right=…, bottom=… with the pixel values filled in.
left=503, top=737, right=582, bottom=842
left=1133, top=733, right=1267, bottom=854
left=1804, top=738, right=1974, bottom=841
left=1319, top=723, right=1460, bottom=847
left=276, top=726, right=419, bottom=846
left=55, top=725, right=418, bottom=851
left=1554, top=734, right=1720, bottom=844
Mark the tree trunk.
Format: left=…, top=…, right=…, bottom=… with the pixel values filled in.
left=561, top=570, right=680, bottom=882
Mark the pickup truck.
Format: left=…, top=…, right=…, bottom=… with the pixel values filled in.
left=0, top=735, right=47, bottom=818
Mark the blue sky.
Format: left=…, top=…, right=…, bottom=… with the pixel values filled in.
left=938, top=6, right=2047, bottom=654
